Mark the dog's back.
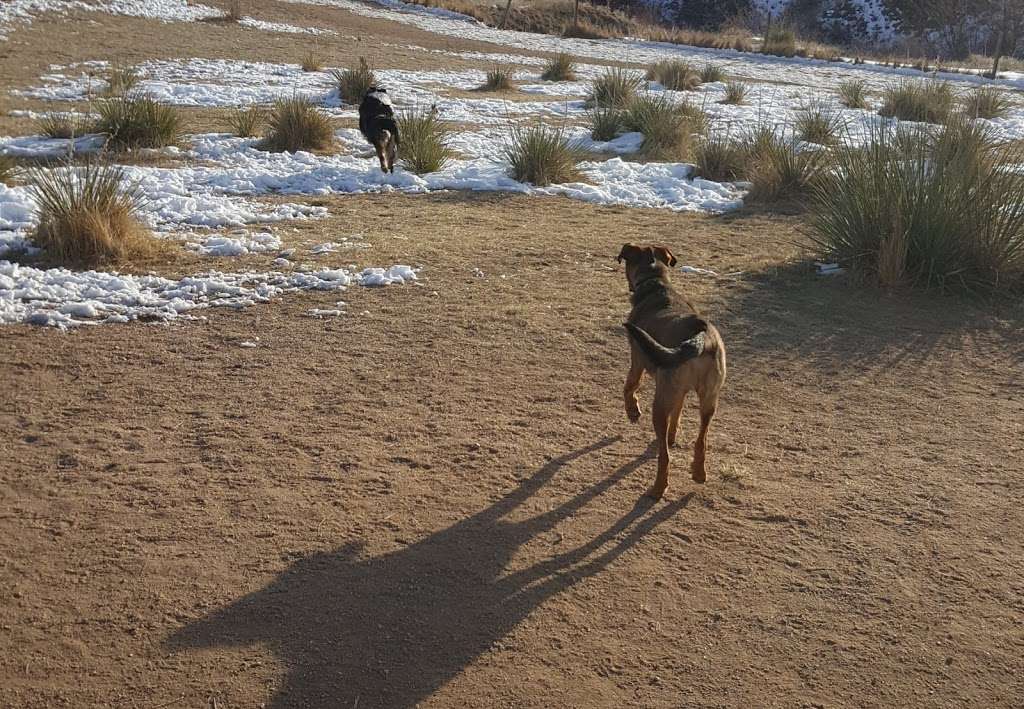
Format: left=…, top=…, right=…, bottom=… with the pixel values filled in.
left=359, top=87, right=400, bottom=173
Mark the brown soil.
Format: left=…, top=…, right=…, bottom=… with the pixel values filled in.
left=2, top=4, right=1024, bottom=709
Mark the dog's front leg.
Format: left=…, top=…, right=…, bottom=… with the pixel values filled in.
left=623, top=350, right=644, bottom=423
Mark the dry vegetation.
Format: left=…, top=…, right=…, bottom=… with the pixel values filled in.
left=261, top=96, right=334, bottom=153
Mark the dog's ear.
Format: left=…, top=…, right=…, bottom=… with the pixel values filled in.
left=652, top=245, right=677, bottom=267
left=617, top=243, right=639, bottom=264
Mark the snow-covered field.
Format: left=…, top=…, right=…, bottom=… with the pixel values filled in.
left=2, top=0, right=1023, bottom=328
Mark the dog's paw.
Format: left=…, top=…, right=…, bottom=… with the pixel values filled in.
left=626, top=406, right=642, bottom=424
left=690, top=466, right=707, bottom=484
left=644, top=484, right=666, bottom=500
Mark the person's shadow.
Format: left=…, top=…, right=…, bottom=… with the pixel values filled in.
left=167, top=437, right=693, bottom=708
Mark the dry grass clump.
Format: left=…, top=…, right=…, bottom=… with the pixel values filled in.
left=228, top=105, right=266, bottom=138
left=878, top=79, right=955, bottom=124
left=809, top=117, right=1024, bottom=291
left=332, top=58, right=376, bottom=105
left=26, top=160, right=159, bottom=266
left=961, top=86, right=1014, bottom=120
left=396, top=107, right=455, bottom=174
left=761, top=26, right=798, bottom=57
left=837, top=79, right=868, bottom=109
left=541, top=53, right=576, bottom=81
left=478, top=66, right=515, bottom=92
left=794, top=99, right=845, bottom=146
left=93, top=93, right=182, bottom=150
left=0, top=155, right=16, bottom=185
left=587, top=105, right=625, bottom=141
left=721, top=80, right=749, bottom=105
left=104, top=63, right=140, bottom=97
left=586, top=68, right=643, bottom=109
left=503, top=123, right=582, bottom=186
left=699, top=63, right=726, bottom=84
left=693, top=131, right=748, bottom=182
left=747, top=128, right=829, bottom=202
left=301, top=50, right=324, bottom=73
left=261, top=96, right=334, bottom=153
left=645, top=59, right=701, bottom=91
left=226, top=0, right=243, bottom=21
left=37, top=113, right=91, bottom=139
left=623, top=93, right=706, bottom=161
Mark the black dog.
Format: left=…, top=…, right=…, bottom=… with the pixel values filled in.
left=358, top=87, right=400, bottom=174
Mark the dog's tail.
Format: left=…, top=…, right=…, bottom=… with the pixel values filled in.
left=378, top=117, right=400, bottom=146
left=624, top=321, right=707, bottom=369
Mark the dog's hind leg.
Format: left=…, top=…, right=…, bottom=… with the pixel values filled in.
left=623, top=350, right=644, bottom=424
left=647, top=390, right=673, bottom=499
left=690, top=391, right=718, bottom=483
left=387, top=136, right=398, bottom=173
left=667, top=392, right=687, bottom=448
left=374, top=141, right=388, bottom=173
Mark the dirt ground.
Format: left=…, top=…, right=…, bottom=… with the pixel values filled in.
left=2, top=3, right=1024, bottom=708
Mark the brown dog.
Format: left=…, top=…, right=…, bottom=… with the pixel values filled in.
left=618, top=243, right=727, bottom=499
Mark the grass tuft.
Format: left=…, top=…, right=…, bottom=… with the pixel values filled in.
left=261, top=96, right=334, bottom=153
left=809, top=117, right=1024, bottom=290
left=693, top=132, right=748, bottom=182
left=622, top=93, right=705, bottom=161
left=961, top=86, right=1013, bottom=120
left=838, top=79, right=868, bottom=109
left=879, top=79, right=955, bottom=124
left=699, top=63, right=726, bottom=84
left=721, top=80, right=749, bottom=105
left=26, top=160, right=158, bottom=266
left=226, top=0, right=243, bottom=21
left=540, top=53, right=576, bottom=81
left=0, top=155, right=16, bottom=185
left=586, top=68, right=643, bottom=109
left=645, top=59, right=701, bottom=91
left=587, top=105, right=624, bottom=141
left=332, top=58, right=376, bottom=105
left=396, top=107, right=455, bottom=174
left=503, top=123, right=582, bottom=186
left=478, top=66, right=515, bottom=91
left=794, top=98, right=845, bottom=145
left=746, top=128, right=829, bottom=202
left=104, top=63, right=140, bottom=97
left=761, top=26, right=798, bottom=57
left=37, top=113, right=91, bottom=139
left=301, top=50, right=324, bottom=73
left=93, top=93, right=181, bottom=150
left=228, top=105, right=266, bottom=138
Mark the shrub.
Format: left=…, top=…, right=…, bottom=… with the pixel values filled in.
left=332, top=58, right=376, bottom=105
left=396, top=107, right=455, bottom=174
left=879, top=79, right=954, bottom=124
left=622, top=93, right=705, bottom=160
left=721, top=80, right=748, bottom=105
left=261, top=96, right=334, bottom=152
left=761, top=26, right=798, bottom=57
left=693, top=132, right=748, bottom=182
left=838, top=79, right=868, bottom=109
left=746, top=128, right=828, bottom=201
left=503, top=123, right=582, bottom=186
left=587, top=68, right=643, bottom=108
left=699, top=63, right=726, bottom=84
left=93, top=93, right=181, bottom=150
left=26, top=161, right=158, bottom=266
left=478, top=66, right=514, bottom=92
left=104, top=63, right=140, bottom=97
left=37, top=113, right=91, bottom=139
left=228, top=105, right=266, bottom=137
left=808, top=118, right=1024, bottom=290
left=645, top=59, right=700, bottom=91
left=961, top=86, right=1013, bottom=120
left=588, top=105, right=624, bottom=141
left=301, top=50, right=324, bottom=72
left=794, top=99, right=845, bottom=145
left=541, top=53, right=576, bottom=81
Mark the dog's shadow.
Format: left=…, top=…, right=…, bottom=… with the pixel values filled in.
left=166, top=437, right=691, bottom=708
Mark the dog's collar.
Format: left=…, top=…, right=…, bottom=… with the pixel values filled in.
left=631, top=272, right=665, bottom=297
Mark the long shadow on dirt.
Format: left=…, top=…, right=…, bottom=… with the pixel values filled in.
left=167, top=438, right=692, bottom=708
left=717, top=261, right=1024, bottom=376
